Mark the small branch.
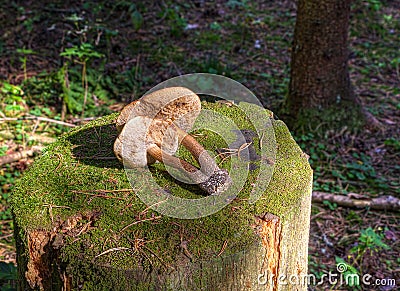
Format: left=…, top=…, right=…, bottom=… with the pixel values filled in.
left=42, top=203, right=71, bottom=222
left=120, top=216, right=162, bottom=232
left=216, top=240, right=228, bottom=257
left=73, top=189, right=136, bottom=193
left=81, top=62, right=88, bottom=119
left=0, top=116, right=76, bottom=127
left=312, top=191, right=400, bottom=211
left=70, top=117, right=97, bottom=124
left=94, top=247, right=131, bottom=259
left=29, top=134, right=56, bottom=144
left=216, top=142, right=252, bottom=163
left=0, top=146, right=44, bottom=166
left=71, top=189, right=134, bottom=200
left=143, top=245, right=171, bottom=270
left=78, top=156, right=117, bottom=160
left=43, top=7, right=77, bottom=13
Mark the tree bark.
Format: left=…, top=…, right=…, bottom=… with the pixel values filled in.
left=284, top=0, right=363, bottom=130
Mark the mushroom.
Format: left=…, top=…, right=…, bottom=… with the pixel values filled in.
left=114, top=87, right=232, bottom=195
left=115, top=87, right=202, bottom=134
left=115, top=87, right=202, bottom=164
left=114, top=116, right=232, bottom=195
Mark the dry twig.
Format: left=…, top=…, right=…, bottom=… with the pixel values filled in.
left=312, top=191, right=400, bottom=211
left=0, top=146, right=43, bottom=166
left=120, top=216, right=162, bottom=232
left=0, top=116, right=76, bottom=127
left=71, top=189, right=135, bottom=201
left=216, top=142, right=253, bottom=163
left=94, top=247, right=131, bottom=259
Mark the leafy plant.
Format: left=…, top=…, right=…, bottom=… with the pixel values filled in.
left=384, top=138, right=400, bottom=151
left=350, top=227, right=390, bottom=267
left=0, top=262, right=17, bottom=291
left=322, top=200, right=337, bottom=211
left=16, top=48, right=36, bottom=81
left=335, top=257, right=361, bottom=289
left=163, top=5, right=187, bottom=37
left=0, top=82, right=26, bottom=117
left=210, top=22, right=222, bottom=31
left=194, top=54, right=231, bottom=75
left=366, top=0, right=382, bottom=12
left=57, top=63, right=80, bottom=117
left=129, top=4, right=143, bottom=31
left=226, top=0, right=248, bottom=9
left=0, top=170, right=21, bottom=221
left=0, top=146, right=8, bottom=157
left=60, top=43, right=104, bottom=117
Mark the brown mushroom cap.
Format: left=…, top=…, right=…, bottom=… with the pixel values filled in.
left=115, top=100, right=139, bottom=133
left=116, top=87, right=201, bottom=133
left=115, top=87, right=201, bottom=158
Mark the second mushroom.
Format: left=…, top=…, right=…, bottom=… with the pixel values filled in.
left=114, top=87, right=232, bottom=195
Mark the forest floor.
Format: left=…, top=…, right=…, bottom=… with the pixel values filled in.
left=0, top=0, right=399, bottom=290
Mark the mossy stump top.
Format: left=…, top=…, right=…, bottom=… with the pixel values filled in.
left=12, top=102, right=312, bottom=290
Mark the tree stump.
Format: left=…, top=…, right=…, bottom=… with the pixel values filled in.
left=12, top=102, right=312, bottom=290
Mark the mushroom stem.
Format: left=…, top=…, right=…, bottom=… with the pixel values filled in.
left=168, top=124, right=219, bottom=175
left=147, top=144, right=199, bottom=174
left=147, top=144, right=232, bottom=195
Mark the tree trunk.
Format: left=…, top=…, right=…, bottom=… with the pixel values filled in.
left=12, top=103, right=312, bottom=290
left=284, top=0, right=364, bottom=131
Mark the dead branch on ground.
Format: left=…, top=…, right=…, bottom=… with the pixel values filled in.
left=0, top=146, right=43, bottom=166
left=312, top=191, right=399, bottom=211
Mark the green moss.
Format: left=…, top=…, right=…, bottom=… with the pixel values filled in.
left=11, top=102, right=311, bottom=289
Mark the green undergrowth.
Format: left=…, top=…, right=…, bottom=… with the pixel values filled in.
left=11, top=101, right=311, bottom=287
left=283, top=101, right=366, bottom=135
left=295, top=131, right=399, bottom=197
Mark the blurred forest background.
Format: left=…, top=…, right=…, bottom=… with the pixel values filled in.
left=0, top=0, right=399, bottom=290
